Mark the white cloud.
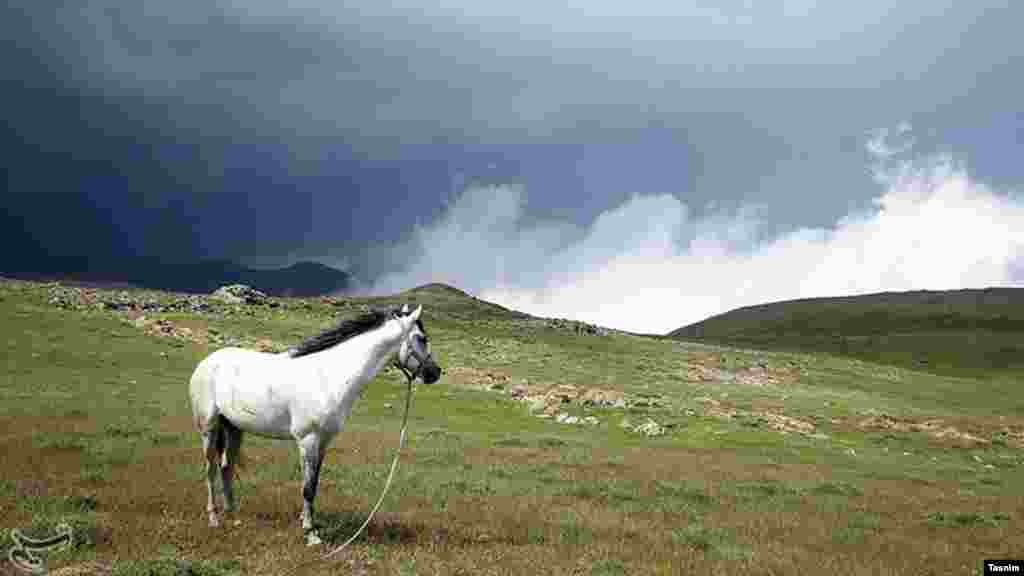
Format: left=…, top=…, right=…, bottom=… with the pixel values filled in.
left=369, top=136, right=1024, bottom=334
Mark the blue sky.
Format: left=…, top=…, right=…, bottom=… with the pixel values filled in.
left=3, top=1, right=1022, bottom=332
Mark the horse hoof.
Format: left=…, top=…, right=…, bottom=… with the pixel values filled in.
left=208, top=516, right=221, bottom=528
left=305, top=531, right=323, bottom=547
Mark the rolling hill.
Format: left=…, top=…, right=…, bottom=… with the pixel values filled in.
left=669, top=288, right=1024, bottom=377
left=0, top=257, right=351, bottom=297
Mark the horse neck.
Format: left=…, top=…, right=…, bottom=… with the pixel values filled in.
left=322, top=322, right=405, bottom=395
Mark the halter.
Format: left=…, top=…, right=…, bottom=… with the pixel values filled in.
left=394, top=343, right=433, bottom=382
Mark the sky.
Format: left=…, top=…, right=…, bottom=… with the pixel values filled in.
left=3, top=1, right=1023, bottom=333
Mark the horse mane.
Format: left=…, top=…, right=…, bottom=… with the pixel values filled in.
left=288, top=308, right=397, bottom=358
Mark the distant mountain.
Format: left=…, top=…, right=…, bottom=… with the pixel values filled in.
left=182, top=260, right=352, bottom=296
left=669, top=288, right=1024, bottom=377
left=379, top=282, right=533, bottom=321
left=0, top=257, right=351, bottom=297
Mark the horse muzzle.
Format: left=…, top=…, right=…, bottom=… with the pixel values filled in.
left=421, top=361, right=442, bottom=384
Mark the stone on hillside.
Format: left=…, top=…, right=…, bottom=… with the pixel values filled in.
left=628, top=393, right=665, bottom=409
left=509, top=384, right=529, bottom=398
left=580, top=388, right=627, bottom=408
left=554, top=413, right=600, bottom=426
left=212, top=284, right=268, bottom=305
left=633, top=418, right=666, bottom=437
left=542, top=317, right=611, bottom=337
left=556, top=413, right=580, bottom=425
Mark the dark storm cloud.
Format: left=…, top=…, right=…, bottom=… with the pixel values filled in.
left=3, top=0, right=1022, bottom=306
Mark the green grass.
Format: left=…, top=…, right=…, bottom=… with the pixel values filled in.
left=2, top=278, right=1023, bottom=575
left=670, top=288, right=1024, bottom=381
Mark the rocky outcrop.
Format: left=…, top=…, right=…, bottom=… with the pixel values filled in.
left=539, top=318, right=611, bottom=336
left=211, top=284, right=270, bottom=305
left=47, top=284, right=215, bottom=313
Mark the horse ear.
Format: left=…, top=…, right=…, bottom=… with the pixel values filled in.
left=410, top=305, right=422, bottom=321
left=400, top=303, right=411, bottom=315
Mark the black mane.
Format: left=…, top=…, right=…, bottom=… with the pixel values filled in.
left=288, top=308, right=396, bottom=358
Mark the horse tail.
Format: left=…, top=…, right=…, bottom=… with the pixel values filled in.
left=217, top=415, right=245, bottom=470
left=214, top=415, right=227, bottom=455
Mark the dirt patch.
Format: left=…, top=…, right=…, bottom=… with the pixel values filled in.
left=49, top=561, right=115, bottom=576
left=857, top=413, right=991, bottom=446
left=452, top=368, right=662, bottom=418
left=691, top=397, right=821, bottom=437
left=445, top=366, right=512, bottom=390
left=758, top=412, right=817, bottom=435
left=129, top=315, right=286, bottom=352
left=683, top=355, right=800, bottom=387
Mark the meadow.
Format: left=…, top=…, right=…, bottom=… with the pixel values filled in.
left=1, top=278, right=1021, bottom=575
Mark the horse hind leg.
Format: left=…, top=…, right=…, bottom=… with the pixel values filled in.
left=220, top=417, right=244, bottom=524
left=203, top=426, right=223, bottom=528
left=191, top=362, right=227, bottom=527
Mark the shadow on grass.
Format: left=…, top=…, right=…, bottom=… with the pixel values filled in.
left=926, top=511, right=1010, bottom=528
left=671, top=523, right=753, bottom=561
left=111, top=557, right=242, bottom=576
left=317, top=511, right=420, bottom=546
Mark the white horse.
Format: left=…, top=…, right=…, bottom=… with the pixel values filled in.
left=188, top=303, right=441, bottom=545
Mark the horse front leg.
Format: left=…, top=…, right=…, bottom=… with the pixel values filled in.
left=298, top=434, right=325, bottom=546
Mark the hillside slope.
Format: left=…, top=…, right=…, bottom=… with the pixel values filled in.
left=0, top=257, right=351, bottom=297
left=669, top=288, right=1024, bottom=377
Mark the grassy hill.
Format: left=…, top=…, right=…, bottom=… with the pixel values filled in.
left=669, top=288, right=1024, bottom=378
left=2, top=278, right=1022, bottom=575
left=0, top=257, right=352, bottom=297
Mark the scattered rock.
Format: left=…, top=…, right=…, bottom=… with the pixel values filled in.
left=212, top=284, right=268, bottom=305
left=509, top=384, right=529, bottom=398
left=629, top=393, right=665, bottom=409
left=579, top=388, right=627, bottom=408
left=633, top=418, right=666, bottom=437
left=556, top=413, right=581, bottom=425
left=554, top=413, right=601, bottom=426
left=46, top=284, right=217, bottom=315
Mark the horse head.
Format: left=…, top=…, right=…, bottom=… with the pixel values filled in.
left=394, top=304, right=442, bottom=384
